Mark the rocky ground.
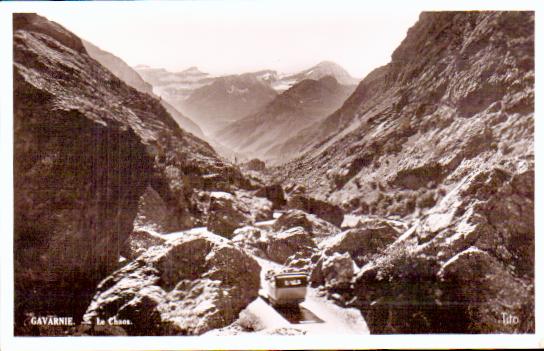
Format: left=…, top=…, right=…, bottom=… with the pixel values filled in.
left=13, top=11, right=534, bottom=336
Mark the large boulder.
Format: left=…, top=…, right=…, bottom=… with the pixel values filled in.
left=134, top=186, right=197, bottom=233
left=287, top=194, right=344, bottom=226
left=206, top=191, right=273, bottom=239
left=83, top=232, right=261, bottom=335
left=312, top=252, right=355, bottom=289
left=120, top=229, right=166, bottom=260
left=231, top=226, right=268, bottom=258
left=254, top=183, right=286, bottom=209
left=266, top=227, right=317, bottom=264
left=437, top=247, right=534, bottom=333
left=235, top=190, right=274, bottom=222
left=206, top=192, right=252, bottom=238
left=320, top=218, right=400, bottom=265
left=273, top=209, right=340, bottom=238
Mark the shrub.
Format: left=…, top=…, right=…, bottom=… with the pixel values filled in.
left=237, top=309, right=264, bottom=332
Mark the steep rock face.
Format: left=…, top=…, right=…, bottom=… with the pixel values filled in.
left=278, top=12, right=533, bottom=206
left=82, top=40, right=205, bottom=138
left=216, top=76, right=355, bottom=163
left=135, top=65, right=214, bottom=102
left=13, top=13, right=248, bottom=328
left=276, top=12, right=534, bottom=333
left=83, top=232, right=261, bottom=335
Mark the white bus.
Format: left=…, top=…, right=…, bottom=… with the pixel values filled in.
left=266, top=272, right=309, bottom=307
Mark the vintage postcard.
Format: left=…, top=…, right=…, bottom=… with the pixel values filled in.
left=0, top=0, right=541, bottom=349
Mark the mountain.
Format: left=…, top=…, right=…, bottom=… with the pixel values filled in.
left=272, top=61, right=359, bottom=92
left=135, top=65, right=215, bottom=102
left=274, top=11, right=534, bottom=333
left=216, top=75, right=356, bottom=163
left=135, top=62, right=356, bottom=135
left=82, top=40, right=205, bottom=138
left=272, top=64, right=389, bottom=159
left=180, top=73, right=278, bottom=133
left=13, top=13, right=252, bottom=331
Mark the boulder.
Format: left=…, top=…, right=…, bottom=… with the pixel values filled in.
left=121, top=229, right=166, bottom=260
left=321, top=252, right=356, bottom=288
left=266, top=227, right=317, bottom=264
left=273, top=209, right=340, bottom=238
left=438, top=247, right=534, bottom=333
left=207, top=192, right=251, bottom=238
left=83, top=231, right=261, bottom=335
left=235, top=190, right=273, bottom=222
left=311, top=252, right=356, bottom=288
left=321, top=218, right=400, bottom=265
left=134, top=186, right=197, bottom=233
left=231, top=226, right=268, bottom=258
left=287, top=194, right=344, bottom=226
left=254, top=183, right=286, bottom=209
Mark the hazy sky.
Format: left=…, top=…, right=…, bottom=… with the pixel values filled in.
left=37, top=1, right=422, bottom=79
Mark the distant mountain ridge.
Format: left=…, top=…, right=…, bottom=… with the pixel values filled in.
left=215, top=75, right=356, bottom=163
left=273, top=61, right=359, bottom=92
left=135, top=61, right=359, bottom=135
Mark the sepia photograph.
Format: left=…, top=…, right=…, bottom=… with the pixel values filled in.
left=0, top=0, right=541, bottom=349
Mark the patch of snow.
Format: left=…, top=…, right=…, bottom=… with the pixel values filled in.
left=210, top=191, right=234, bottom=200
left=227, top=85, right=249, bottom=95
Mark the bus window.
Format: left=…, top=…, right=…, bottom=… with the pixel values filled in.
left=275, top=276, right=308, bottom=288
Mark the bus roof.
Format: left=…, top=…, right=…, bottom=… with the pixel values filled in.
left=275, top=272, right=308, bottom=278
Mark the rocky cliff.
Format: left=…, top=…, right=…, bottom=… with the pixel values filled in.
left=13, top=13, right=249, bottom=331
left=276, top=11, right=534, bottom=333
